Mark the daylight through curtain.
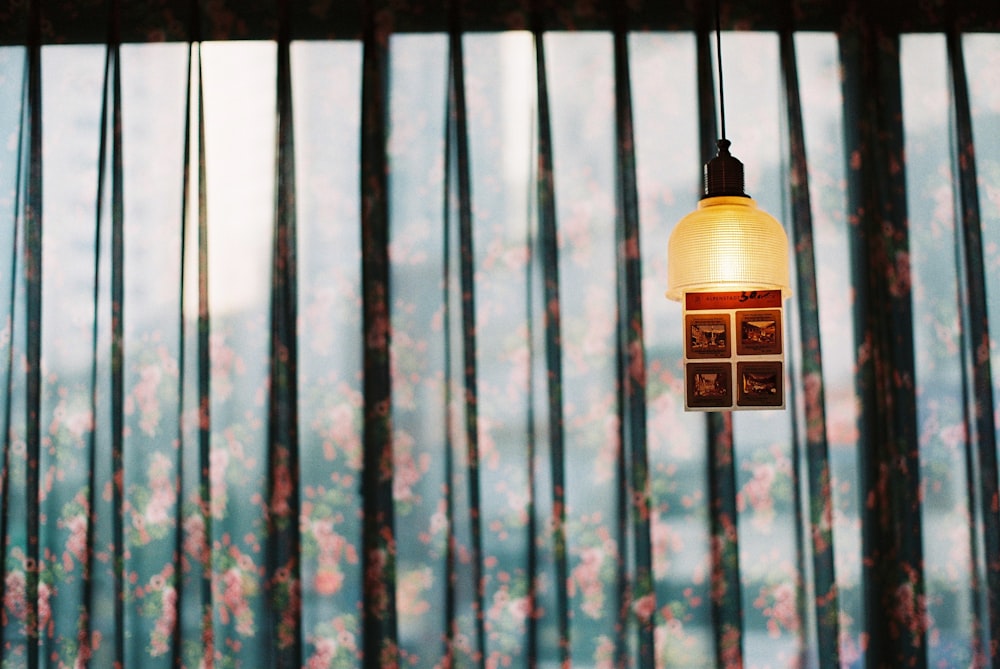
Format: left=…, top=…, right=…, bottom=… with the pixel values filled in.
left=1, top=3, right=999, bottom=669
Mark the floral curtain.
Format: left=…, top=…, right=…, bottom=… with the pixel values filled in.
left=1, top=1, right=999, bottom=668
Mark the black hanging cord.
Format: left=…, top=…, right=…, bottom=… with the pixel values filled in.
left=702, top=0, right=747, bottom=198
left=715, top=0, right=726, bottom=140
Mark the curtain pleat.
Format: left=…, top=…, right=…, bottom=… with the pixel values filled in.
left=0, top=51, right=24, bottom=669
left=1, top=30, right=31, bottom=667
left=523, top=66, right=541, bottom=669
left=840, top=7, right=927, bottom=667
left=946, top=28, right=1000, bottom=662
left=173, top=26, right=197, bottom=666
left=172, top=36, right=193, bottom=666
left=180, top=31, right=215, bottom=666
left=444, top=11, right=487, bottom=666
left=23, top=2, right=43, bottom=666
left=360, top=3, right=399, bottom=665
left=85, top=40, right=106, bottom=669
left=611, top=19, right=656, bottom=668
left=109, top=29, right=127, bottom=669
left=532, top=24, right=571, bottom=667
left=265, top=4, right=303, bottom=665
left=196, top=38, right=214, bottom=667
left=778, top=24, right=842, bottom=668
left=86, top=9, right=127, bottom=665
left=441, top=38, right=459, bottom=666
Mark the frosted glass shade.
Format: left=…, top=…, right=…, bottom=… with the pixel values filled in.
left=666, top=195, right=790, bottom=301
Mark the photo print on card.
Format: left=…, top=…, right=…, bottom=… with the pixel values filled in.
left=686, top=313, right=732, bottom=359
left=687, top=362, right=733, bottom=409
left=736, top=309, right=782, bottom=356
left=736, top=361, right=784, bottom=407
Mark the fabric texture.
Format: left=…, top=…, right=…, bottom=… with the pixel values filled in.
left=0, top=1, right=998, bottom=668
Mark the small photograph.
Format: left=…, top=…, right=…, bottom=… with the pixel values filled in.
left=687, top=363, right=733, bottom=408
left=736, top=309, right=782, bottom=356
left=737, top=361, right=784, bottom=407
left=686, top=314, right=731, bottom=359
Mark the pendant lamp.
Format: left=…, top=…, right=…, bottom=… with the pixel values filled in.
left=666, top=139, right=790, bottom=300
left=668, top=9, right=791, bottom=411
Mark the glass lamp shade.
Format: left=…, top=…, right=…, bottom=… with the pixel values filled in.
left=666, top=195, right=790, bottom=301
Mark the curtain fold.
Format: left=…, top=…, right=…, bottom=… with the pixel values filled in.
left=531, top=23, right=571, bottom=668
left=443, top=9, right=487, bottom=666
left=22, top=0, right=43, bottom=664
left=0, top=49, right=24, bottom=669
left=265, top=2, right=303, bottom=664
left=87, top=5, right=127, bottom=664
left=359, top=3, right=399, bottom=665
left=778, top=21, right=841, bottom=669
left=176, top=30, right=214, bottom=668
left=611, top=15, right=656, bottom=668
left=193, top=38, right=214, bottom=669
left=840, top=6, right=926, bottom=666
left=946, top=27, right=1000, bottom=665
left=0, top=2, right=998, bottom=668
left=109, top=22, right=127, bottom=669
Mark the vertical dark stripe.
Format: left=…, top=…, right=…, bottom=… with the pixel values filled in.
left=778, top=23, right=841, bottom=668
left=947, top=27, right=1000, bottom=663
left=109, top=26, right=126, bottom=669
left=532, top=24, right=570, bottom=667
left=0, top=56, right=28, bottom=662
left=773, top=5, right=811, bottom=619
left=441, top=54, right=457, bottom=665
left=24, top=0, right=42, bottom=665
left=172, top=33, right=195, bottom=669
left=611, top=19, right=655, bottom=668
left=360, top=2, right=398, bottom=665
left=447, top=9, right=487, bottom=666
left=82, top=24, right=114, bottom=663
left=839, top=7, right=926, bottom=668
left=266, top=5, right=303, bottom=665
left=695, top=12, right=745, bottom=668
left=777, top=27, right=812, bottom=669
left=194, top=39, right=214, bottom=663
left=524, top=89, right=540, bottom=669
left=706, top=413, right=741, bottom=669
